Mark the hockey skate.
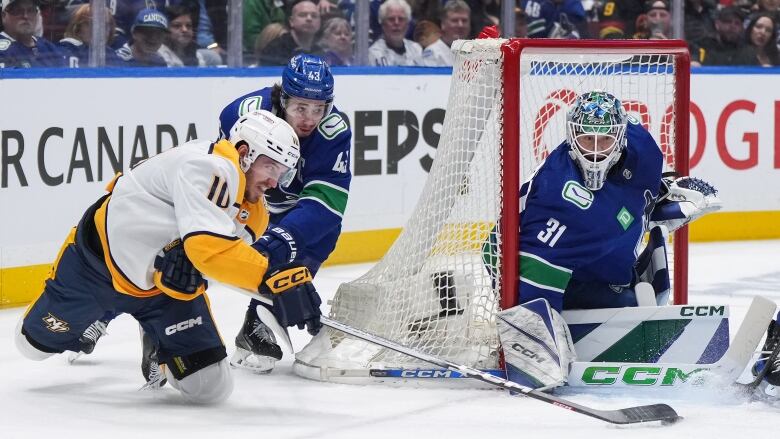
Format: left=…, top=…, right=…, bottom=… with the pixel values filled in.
left=230, top=308, right=282, bottom=373
left=749, top=317, right=780, bottom=398
left=140, top=327, right=167, bottom=389
left=67, top=318, right=109, bottom=363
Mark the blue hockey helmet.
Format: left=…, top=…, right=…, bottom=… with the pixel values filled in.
left=566, top=91, right=628, bottom=191
left=281, top=54, right=334, bottom=115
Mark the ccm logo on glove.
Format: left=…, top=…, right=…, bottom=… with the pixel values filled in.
left=264, top=267, right=313, bottom=293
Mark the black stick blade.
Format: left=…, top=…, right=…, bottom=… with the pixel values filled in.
left=604, top=403, right=682, bottom=425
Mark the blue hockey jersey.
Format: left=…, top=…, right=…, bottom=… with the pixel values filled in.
left=0, top=32, right=67, bottom=68
left=218, top=87, right=352, bottom=269
left=520, top=0, right=587, bottom=39
left=58, top=38, right=127, bottom=68
left=517, top=121, right=662, bottom=311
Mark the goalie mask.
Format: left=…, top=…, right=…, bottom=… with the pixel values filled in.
left=229, top=110, right=301, bottom=187
left=281, top=54, right=335, bottom=117
left=566, top=91, right=628, bottom=191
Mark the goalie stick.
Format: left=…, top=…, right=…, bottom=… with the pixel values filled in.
left=319, top=316, right=681, bottom=425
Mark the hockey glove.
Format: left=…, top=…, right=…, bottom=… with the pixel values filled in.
left=259, top=264, right=322, bottom=335
left=253, top=225, right=302, bottom=270
left=153, top=239, right=205, bottom=299
left=650, top=176, right=722, bottom=232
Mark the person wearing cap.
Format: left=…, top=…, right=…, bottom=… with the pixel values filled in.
left=0, top=0, right=66, bottom=68
left=689, top=6, right=758, bottom=66
left=115, top=8, right=170, bottom=67
left=633, top=0, right=671, bottom=39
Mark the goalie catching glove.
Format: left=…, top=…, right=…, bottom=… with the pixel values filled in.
left=650, top=175, right=723, bottom=232
left=259, top=264, right=322, bottom=335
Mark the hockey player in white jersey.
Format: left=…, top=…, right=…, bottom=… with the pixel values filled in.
left=14, top=111, right=322, bottom=404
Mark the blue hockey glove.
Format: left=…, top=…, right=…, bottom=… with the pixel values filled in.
left=259, top=264, right=322, bottom=335
left=253, top=225, right=302, bottom=269
left=153, top=239, right=205, bottom=297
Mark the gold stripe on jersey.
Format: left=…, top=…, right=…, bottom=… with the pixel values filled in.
left=104, top=172, right=122, bottom=193
left=211, top=140, right=246, bottom=206
left=94, top=196, right=161, bottom=298
left=183, top=232, right=268, bottom=291
left=236, top=200, right=269, bottom=243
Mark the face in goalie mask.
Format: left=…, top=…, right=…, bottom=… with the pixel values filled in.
left=566, top=91, right=628, bottom=191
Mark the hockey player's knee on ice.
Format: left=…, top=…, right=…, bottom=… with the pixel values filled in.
left=163, top=350, right=233, bottom=404
left=497, top=298, right=576, bottom=391
left=14, top=319, right=56, bottom=361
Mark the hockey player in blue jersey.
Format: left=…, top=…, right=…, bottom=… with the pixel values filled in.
left=493, top=91, right=722, bottom=390
left=218, top=54, right=352, bottom=373
left=0, top=0, right=66, bottom=68
left=520, top=0, right=589, bottom=39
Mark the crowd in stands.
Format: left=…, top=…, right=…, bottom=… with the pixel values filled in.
left=1, top=0, right=780, bottom=68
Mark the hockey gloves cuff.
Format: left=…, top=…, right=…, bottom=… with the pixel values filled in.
left=254, top=225, right=302, bottom=270
left=153, top=239, right=206, bottom=300
left=259, top=264, right=322, bottom=335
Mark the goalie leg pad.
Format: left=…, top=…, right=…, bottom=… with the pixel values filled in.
left=165, top=358, right=233, bottom=404
left=498, top=298, right=576, bottom=390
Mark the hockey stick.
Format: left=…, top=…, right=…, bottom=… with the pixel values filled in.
left=320, top=316, right=681, bottom=425
left=735, top=335, right=780, bottom=394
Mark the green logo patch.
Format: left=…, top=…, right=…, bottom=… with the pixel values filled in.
left=616, top=207, right=634, bottom=230
left=562, top=181, right=594, bottom=210
left=238, top=96, right=263, bottom=116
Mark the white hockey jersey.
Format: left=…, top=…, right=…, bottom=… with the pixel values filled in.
left=93, top=139, right=269, bottom=298
left=368, top=38, right=423, bottom=66
left=421, top=39, right=454, bottom=66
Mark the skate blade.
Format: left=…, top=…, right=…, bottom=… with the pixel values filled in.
left=230, top=348, right=276, bottom=374
left=67, top=351, right=84, bottom=364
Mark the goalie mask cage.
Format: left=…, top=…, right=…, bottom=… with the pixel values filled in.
left=295, top=39, right=691, bottom=381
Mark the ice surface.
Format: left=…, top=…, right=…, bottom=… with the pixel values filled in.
left=1, top=241, right=778, bottom=438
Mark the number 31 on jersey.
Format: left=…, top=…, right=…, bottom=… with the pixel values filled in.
left=537, top=217, right=567, bottom=247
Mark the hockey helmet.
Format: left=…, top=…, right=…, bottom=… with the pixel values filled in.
left=281, top=54, right=335, bottom=116
left=229, top=110, right=301, bottom=186
left=566, top=90, right=628, bottom=191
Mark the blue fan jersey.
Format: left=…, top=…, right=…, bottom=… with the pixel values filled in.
left=518, top=121, right=662, bottom=312
left=219, top=87, right=352, bottom=269
left=520, top=0, right=586, bottom=38
left=58, top=38, right=127, bottom=67
left=0, top=32, right=67, bottom=68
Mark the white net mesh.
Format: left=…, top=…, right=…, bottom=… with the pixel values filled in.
left=295, top=40, right=684, bottom=377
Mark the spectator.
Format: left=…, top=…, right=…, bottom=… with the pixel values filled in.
left=684, top=0, right=717, bottom=42
left=0, top=0, right=65, bottom=68
left=414, top=19, right=452, bottom=66
left=633, top=0, right=671, bottom=39
left=116, top=8, right=169, bottom=67
left=159, top=5, right=221, bottom=66
left=254, top=22, right=287, bottom=65
left=194, top=0, right=228, bottom=58
left=243, top=0, right=285, bottom=54
left=467, top=0, right=499, bottom=37
left=516, top=6, right=529, bottom=37
left=57, top=4, right=125, bottom=68
left=690, top=6, right=757, bottom=65
left=319, top=16, right=353, bottom=66
left=368, top=0, right=423, bottom=66
left=521, top=0, right=588, bottom=39
left=598, top=0, right=644, bottom=39
left=440, top=0, right=471, bottom=46
left=338, top=0, right=382, bottom=43
left=745, top=12, right=779, bottom=65
left=259, top=0, right=322, bottom=66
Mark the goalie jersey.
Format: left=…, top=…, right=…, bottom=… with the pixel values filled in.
left=95, top=139, right=269, bottom=297
left=517, top=121, right=663, bottom=311
left=219, top=87, right=352, bottom=267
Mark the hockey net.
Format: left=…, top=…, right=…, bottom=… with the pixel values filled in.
left=295, top=39, right=690, bottom=381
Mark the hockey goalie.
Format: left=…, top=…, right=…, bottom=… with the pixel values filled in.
left=492, top=90, right=779, bottom=397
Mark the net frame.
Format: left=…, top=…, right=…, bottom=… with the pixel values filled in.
left=294, top=39, right=691, bottom=381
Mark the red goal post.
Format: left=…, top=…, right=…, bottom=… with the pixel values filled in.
left=294, top=39, right=691, bottom=381
left=498, top=39, right=691, bottom=310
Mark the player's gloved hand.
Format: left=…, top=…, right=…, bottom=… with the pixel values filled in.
left=259, top=264, right=322, bottom=335
left=651, top=176, right=722, bottom=232
left=253, top=225, right=302, bottom=270
left=153, top=239, right=205, bottom=296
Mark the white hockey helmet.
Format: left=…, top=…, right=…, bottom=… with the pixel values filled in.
left=566, top=91, right=628, bottom=191
left=229, top=110, right=301, bottom=187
